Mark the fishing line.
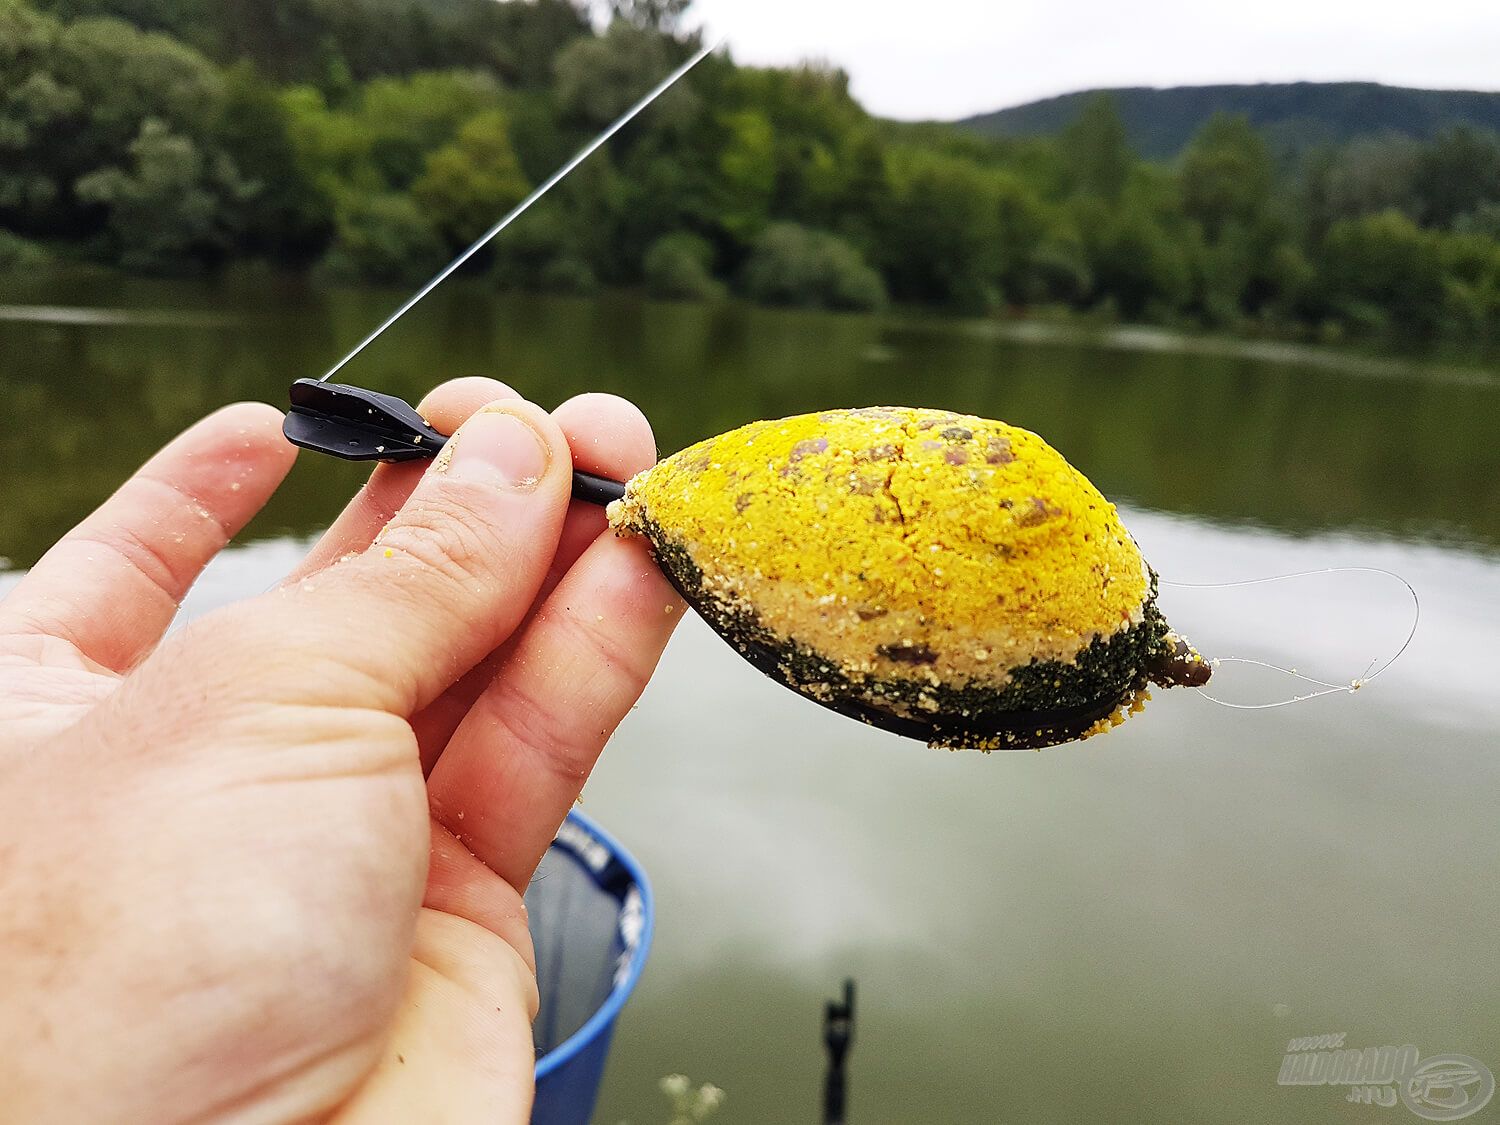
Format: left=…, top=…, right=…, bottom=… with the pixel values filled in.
left=317, top=36, right=724, bottom=384
left=1159, top=567, right=1420, bottom=710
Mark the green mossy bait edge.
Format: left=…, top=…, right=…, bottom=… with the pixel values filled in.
left=637, top=514, right=1179, bottom=751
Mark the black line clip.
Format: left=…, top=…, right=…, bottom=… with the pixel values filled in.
left=284, top=378, right=446, bottom=463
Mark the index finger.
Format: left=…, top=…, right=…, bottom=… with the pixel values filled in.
left=0, top=403, right=296, bottom=673
left=130, top=400, right=575, bottom=724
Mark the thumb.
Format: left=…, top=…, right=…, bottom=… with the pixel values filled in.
left=132, top=400, right=576, bottom=723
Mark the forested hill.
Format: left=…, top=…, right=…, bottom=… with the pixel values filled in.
left=6, top=0, right=1500, bottom=355
left=27, top=0, right=593, bottom=85
left=960, top=83, right=1500, bottom=159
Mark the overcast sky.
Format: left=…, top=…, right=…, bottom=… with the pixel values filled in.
left=687, top=0, right=1500, bottom=121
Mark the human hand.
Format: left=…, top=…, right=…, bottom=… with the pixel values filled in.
left=0, top=380, right=683, bottom=1123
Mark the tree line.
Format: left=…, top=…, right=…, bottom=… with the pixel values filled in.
left=3, top=0, right=1500, bottom=352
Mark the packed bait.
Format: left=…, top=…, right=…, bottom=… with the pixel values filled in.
left=608, top=407, right=1209, bottom=750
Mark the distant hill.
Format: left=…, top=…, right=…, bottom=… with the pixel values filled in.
left=958, top=82, right=1500, bottom=159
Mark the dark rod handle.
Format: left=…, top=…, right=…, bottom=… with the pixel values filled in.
left=572, top=470, right=626, bottom=506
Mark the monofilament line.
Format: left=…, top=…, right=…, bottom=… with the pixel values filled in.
left=318, top=36, right=724, bottom=383
left=1161, top=567, right=1420, bottom=710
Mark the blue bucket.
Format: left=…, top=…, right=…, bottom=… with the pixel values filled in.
left=528, top=810, right=654, bottom=1125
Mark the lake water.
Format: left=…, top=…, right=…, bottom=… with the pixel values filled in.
left=2, top=274, right=1498, bottom=1124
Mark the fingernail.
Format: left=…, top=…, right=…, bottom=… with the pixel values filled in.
left=441, top=406, right=550, bottom=489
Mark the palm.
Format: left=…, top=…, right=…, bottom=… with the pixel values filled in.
left=0, top=633, right=116, bottom=738
left=0, top=384, right=680, bottom=1124
left=0, top=629, right=524, bottom=1119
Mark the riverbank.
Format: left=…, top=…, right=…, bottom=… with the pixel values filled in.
left=6, top=259, right=1499, bottom=396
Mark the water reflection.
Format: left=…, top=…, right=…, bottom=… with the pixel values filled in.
left=2, top=276, right=1498, bottom=572
left=586, top=509, right=1500, bottom=1124
left=2, top=279, right=1497, bottom=1123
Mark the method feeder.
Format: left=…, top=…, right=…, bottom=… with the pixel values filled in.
left=286, top=384, right=1211, bottom=750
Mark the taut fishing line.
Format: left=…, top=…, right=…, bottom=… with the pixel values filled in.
left=317, top=36, right=724, bottom=384
left=1159, top=567, right=1420, bottom=710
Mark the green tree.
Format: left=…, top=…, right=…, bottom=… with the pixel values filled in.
left=281, top=85, right=379, bottom=198
left=51, top=15, right=228, bottom=162
left=609, top=0, right=690, bottom=34
left=1179, top=113, right=1273, bottom=241
left=1411, top=126, right=1500, bottom=229
left=489, top=197, right=597, bottom=293
left=319, top=190, right=443, bottom=283
left=721, top=62, right=873, bottom=229
left=480, top=0, right=590, bottom=90
left=1177, top=114, right=1287, bottom=320
left=413, top=108, right=529, bottom=245
left=1073, top=191, right=1193, bottom=319
left=359, top=69, right=503, bottom=189
left=75, top=115, right=248, bottom=270
left=213, top=61, right=333, bottom=262
left=1305, top=135, right=1420, bottom=234
left=1021, top=237, right=1093, bottom=306
left=1061, top=93, right=1132, bottom=202
left=1454, top=202, right=1500, bottom=239
left=554, top=23, right=693, bottom=132
left=1318, top=210, right=1446, bottom=339
left=0, top=7, right=76, bottom=223
left=643, top=231, right=720, bottom=299
left=10, top=0, right=1500, bottom=352
left=1, top=9, right=236, bottom=241
left=1439, top=232, right=1500, bottom=346
left=34, top=0, right=587, bottom=86
left=0, top=228, right=52, bottom=268
left=879, top=148, right=1000, bottom=310
left=713, top=108, right=775, bottom=241
left=991, top=173, right=1050, bottom=303
left=740, top=221, right=885, bottom=312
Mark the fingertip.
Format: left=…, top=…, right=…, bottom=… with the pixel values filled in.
left=154, top=401, right=297, bottom=481
left=552, top=392, right=657, bottom=478
left=213, top=400, right=286, bottom=426
left=417, top=377, right=521, bottom=434
left=454, top=398, right=574, bottom=483
left=554, top=530, right=684, bottom=641
left=614, top=531, right=687, bottom=613
left=202, top=401, right=294, bottom=450
left=12, top=401, right=305, bottom=672
left=404, top=396, right=574, bottom=529
left=555, top=390, right=645, bottom=417
left=365, top=376, right=526, bottom=496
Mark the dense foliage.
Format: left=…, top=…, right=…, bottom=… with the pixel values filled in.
left=4, top=0, right=1500, bottom=349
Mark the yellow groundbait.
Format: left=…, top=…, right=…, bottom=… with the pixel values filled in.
left=610, top=407, right=1210, bottom=750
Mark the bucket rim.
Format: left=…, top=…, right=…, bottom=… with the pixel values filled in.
left=533, top=808, right=655, bottom=1080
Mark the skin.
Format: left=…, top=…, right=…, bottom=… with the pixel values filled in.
left=0, top=380, right=684, bottom=1124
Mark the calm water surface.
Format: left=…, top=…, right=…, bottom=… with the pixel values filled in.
left=2, top=273, right=1498, bottom=1124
